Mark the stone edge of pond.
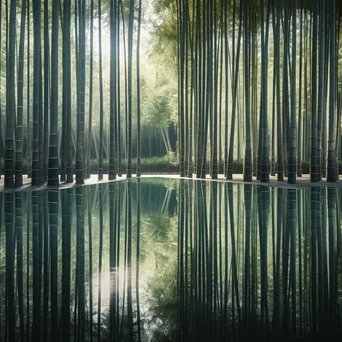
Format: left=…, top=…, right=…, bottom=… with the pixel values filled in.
left=0, top=173, right=341, bottom=192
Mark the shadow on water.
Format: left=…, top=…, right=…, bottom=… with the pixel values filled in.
left=0, top=179, right=341, bottom=341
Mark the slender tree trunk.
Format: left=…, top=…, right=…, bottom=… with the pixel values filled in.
left=311, top=0, right=319, bottom=181
left=76, top=0, right=86, bottom=184
left=0, top=1, right=3, bottom=180
left=227, top=4, right=242, bottom=180
left=4, top=0, right=16, bottom=187
left=223, top=0, right=228, bottom=177
left=244, top=0, right=252, bottom=181
left=48, top=0, right=59, bottom=186
left=117, top=1, right=122, bottom=176
left=260, top=0, right=270, bottom=182
left=327, top=0, right=337, bottom=182
left=31, top=0, right=42, bottom=185
left=39, top=59, right=44, bottom=184
left=66, top=0, right=73, bottom=183
left=27, top=0, right=31, bottom=178
left=61, top=1, right=67, bottom=182
left=86, top=0, right=94, bottom=179
left=211, top=0, right=218, bottom=179
left=126, top=0, right=135, bottom=178
left=178, top=0, right=185, bottom=177
left=317, top=0, right=326, bottom=181
left=98, top=0, right=104, bottom=180
left=288, top=0, right=297, bottom=184
left=275, top=0, right=283, bottom=181
left=136, top=0, right=142, bottom=177
left=297, top=4, right=303, bottom=177
left=109, top=0, right=117, bottom=179
left=43, top=0, right=50, bottom=182
left=15, top=0, right=27, bottom=186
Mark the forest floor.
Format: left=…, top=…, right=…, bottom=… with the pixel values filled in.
left=0, top=173, right=341, bottom=192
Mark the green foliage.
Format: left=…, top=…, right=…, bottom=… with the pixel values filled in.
left=150, top=0, right=178, bottom=64
left=144, top=85, right=177, bottom=128
left=88, top=156, right=178, bottom=173
left=89, top=157, right=248, bottom=174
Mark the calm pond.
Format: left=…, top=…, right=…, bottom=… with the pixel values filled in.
left=0, top=179, right=341, bottom=341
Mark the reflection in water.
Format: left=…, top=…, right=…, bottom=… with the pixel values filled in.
left=0, top=180, right=341, bottom=341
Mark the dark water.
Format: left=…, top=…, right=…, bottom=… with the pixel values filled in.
left=0, top=179, right=341, bottom=341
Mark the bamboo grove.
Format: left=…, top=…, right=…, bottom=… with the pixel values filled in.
left=0, top=0, right=342, bottom=188
left=0, top=180, right=341, bottom=340
left=177, top=0, right=342, bottom=183
left=0, top=0, right=143, bottom=188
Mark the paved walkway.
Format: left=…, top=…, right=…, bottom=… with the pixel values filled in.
left=0, top=173, right=341, bottom=192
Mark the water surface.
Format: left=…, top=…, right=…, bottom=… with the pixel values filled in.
left=0, top=179, right=341, bottom=341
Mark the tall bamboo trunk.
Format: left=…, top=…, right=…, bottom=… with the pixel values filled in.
left=244, top=0, right=252, bottom=181
left=15, top=0, right=27, bottom=186
left=0, top=1, right=3, bottom=180
left=48, top=0, right=59, bottom=186
left=43, top=0, right=49, bottom=183
left=86, top=0, right=94, bottom=179
left=4, top=0, right=16, bottom=187
left=98, top=0, right=104, bottom=180
left=288, top=0, right=297, bottom=184
left=311, top=0, right=319, bottom=181
left=227, top=3, right=242, bottom=180
left=260, top=0, right=270, bottom=182
left=76, top=0, right=86, bottom=184
left=109, top=0, right=117, bottom=180
left=275, top=0, right=283, bottom=181
left=126, top=0, right=135, bottom=178
left=297, top=4, right=303, bottom=177
left=327, top=0, right=337, bottom=182
left=136, top=0, right=142, bottom=177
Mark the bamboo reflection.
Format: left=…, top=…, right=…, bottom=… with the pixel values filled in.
left=0, top=193, right=3, bottom=339
left=87, top=187, right=94, bottom=342
left=61, top=188, right=72, bottom=341
left=49, top=190, right=59, bottom=341
left=176, top=182, right=342, bottom=341
left=0, top=180, right=341, bottom=341
left=5, top=193, right=15, bottom=342
left=31, top=190, right=42, bottom=341
left=76, top=187, right=86, bottom=341
left=15, top=191, right=24, bottom=341
left=42, top=192, right=47, bottom=340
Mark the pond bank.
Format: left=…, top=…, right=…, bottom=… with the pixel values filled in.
left=0, top=173, right=341, bottom=192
